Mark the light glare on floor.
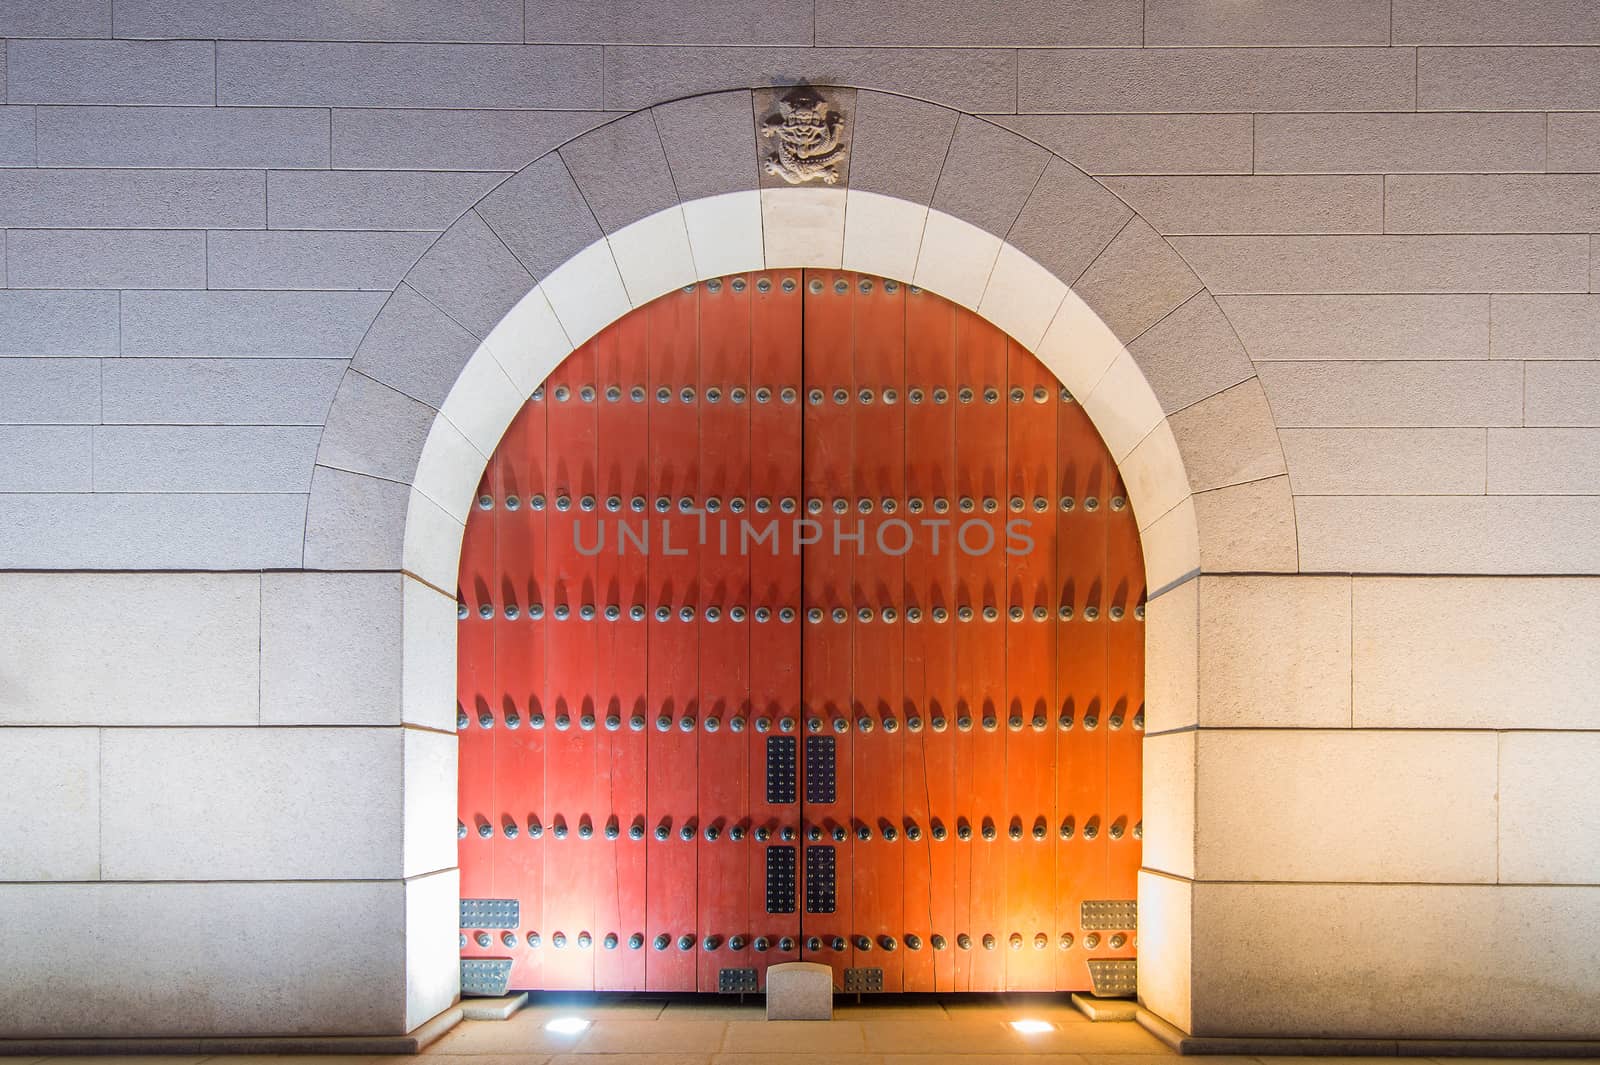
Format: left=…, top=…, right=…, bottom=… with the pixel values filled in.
left=1010, top=1018, right=1055, bottom=1034
left=544, top=1016, right=591, bottom=1035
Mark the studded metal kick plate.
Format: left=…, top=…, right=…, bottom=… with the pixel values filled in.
left=766, top=736, right=797, bottom=804
left=1087, top=958, right=1138, bottom=997
left=844, top=967, right=884, bottom=992
left=805, top=844, right=837, bottom=913
left=460, top=957, right=514, bottom=997
left=719, top=967, right=759, bottom=993
left=1081, top=899, right=1138, bottom=930
left=805, top=736, right=836, bottom=804
left=459, top=898, right=520, bottom=929
left=766, top=844, right=798, bottom=913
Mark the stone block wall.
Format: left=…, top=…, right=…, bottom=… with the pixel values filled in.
left=1, top=0, right=1598, bottom=1044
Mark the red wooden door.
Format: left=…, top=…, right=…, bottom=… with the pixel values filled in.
left=456, top=270, right=1144, bottom=997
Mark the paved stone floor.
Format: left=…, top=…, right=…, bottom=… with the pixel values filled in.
left=8, top=995, right=1594, bottom=1063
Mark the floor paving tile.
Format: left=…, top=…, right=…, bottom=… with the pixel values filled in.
left=859, top=1019, right=1033, bottom=1055
left=723, top=1020, right=867, bottom=1054
left=831, top=1006, right=954, bottom=1020
left=716, top=1049, right=889, bottom=1055
left=831, top=999, right=958, bottom=1021
left=940, top=996, right=1092, bottom=1023
left=1081, top=1049, right=1216, bottom=1055
left=1258, top=1058, right=1406, bottom=1065
left=516, top=994, right=666, bottom=1019
left=406, top=1049, right=550, bottom=1055
left=876, top=1049, right=1088, bottom=1055
left=45, top=1055, right=208, bottom=1061
left=1006, top=1022, right=1171, bottom=1055
left=425, top=1014, right=592, bottom=1056
left=199, top=1058, right=386, bottom=1065
left=547, top=1049, right=710, bottom=1055
left=571, top=1019, right=728, bottom=1055
left=37, top=1059, right=207, bottom=1065
left=660, top=1002, right=768, bottom=1020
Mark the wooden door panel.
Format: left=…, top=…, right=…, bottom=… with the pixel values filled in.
left=746, top=271, right=805, bottom=979
left=644, top=288, right=701, bottom=991
left=456, top=271, right=1144, bottom=995
left=800, top=271, right=857, bottom=984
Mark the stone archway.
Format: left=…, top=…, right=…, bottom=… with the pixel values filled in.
left=302, top=87, right=1294, bottom=1034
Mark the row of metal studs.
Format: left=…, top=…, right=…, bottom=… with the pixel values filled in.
left=669, top=275, right=921, bottom=296
left=465, top=929, right=1125, bottom=952
left=459, top=603, right=1145, bottom=623
left=461, top=817, right=1141, bottom=844
left=475, top=494, right=1125, bottom=513
left=458, top=708, right=1146, bottom=734
left=530, top=383, right=1076, bottom=406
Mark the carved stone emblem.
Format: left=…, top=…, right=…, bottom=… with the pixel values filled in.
left=756, top=85, right=851, bottom=187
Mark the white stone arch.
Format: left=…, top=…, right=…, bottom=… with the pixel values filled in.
left=403, top=190, right=1199, bottom=599
left=301, top=90, right=1296, bottom=1035
left=397, top=189, right=1201, bottom=1026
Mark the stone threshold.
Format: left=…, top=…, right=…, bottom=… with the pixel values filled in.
left=1138, top=1008, right=1600, bottom=1057
left=1073, top=992, right=1138, bottom=1022
left=0, top=1006, right=463, bottom=1057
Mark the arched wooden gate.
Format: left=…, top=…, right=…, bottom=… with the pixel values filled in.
left=456, top=270, right=1145, bottom=996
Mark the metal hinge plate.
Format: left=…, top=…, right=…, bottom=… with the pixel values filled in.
left=460, top=898, right=520, bottom=929
left=844, top=967, right=884, bottom=992
left=1087, top=958, right=1137, bottom=997
left=460, top=957, right=514, bottom=997
left=719, top=967, right=759, bottom=993
left=1081, top=899, right=1137, bottom=930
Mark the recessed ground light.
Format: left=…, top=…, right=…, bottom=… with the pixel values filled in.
left=544, top=1016, right=591, bottom=1035
left=1010, top=1018, right=1054, bottom=1034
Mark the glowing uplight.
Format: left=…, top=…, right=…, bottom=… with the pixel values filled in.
left=543, top=1016, right=591, bottom=1035
left=1010, top=1018, right=1055, bottom=1034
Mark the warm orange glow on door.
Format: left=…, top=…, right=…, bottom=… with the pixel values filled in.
left=456, top=271, right=1144, bottom=994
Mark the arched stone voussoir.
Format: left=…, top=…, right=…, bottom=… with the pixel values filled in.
left=654, top=90, right=761, bottom=203
left=974, top=154, right=1133, bottom=355
left=305, top=464, right=415, bottom=574
left=307, top=462, right=466, bottom=593
left=1167, top=377, right=1289, bottom=496
left=317, top=369, right=442, bottom=488
left=1074, top=216, right=1204, bottom=345
left=933, top=115, right=1050, bottom=241
left=347, top=283, right=482, bottom=413
left=475, top=151, right=604, bottom=283
left=1127, top=292, right=1256, bottom=417
left=561, top=110, right=701, bottom=308
left=840, top=92, right=957, bottom=281
left=1004, top=156, right=1133, bottom=302
left=363, top=85, right=1299, bottom=589
left=653, top=90, right=766, bottom=280
left=1194, top=475, right=1299, bottom=575
left=402, top=208, right=536, bottom=343
left=912, top=115, right=1049, bottom=306
left=560, top=109, right=680, bottom=236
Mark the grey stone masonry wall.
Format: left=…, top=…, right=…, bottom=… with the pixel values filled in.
left=0, top=1, right=1595, bottom=569
left=3, top=0, right=1600, bottom=1047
